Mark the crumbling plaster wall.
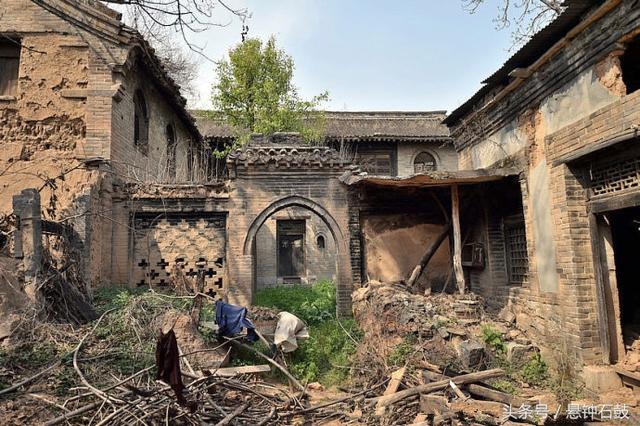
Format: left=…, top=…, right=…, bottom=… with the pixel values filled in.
left=362, top=214, right=450, bottom=288
left=255, top=206, right=337, bottom=289
left=0, top=1, right=116, bottom=286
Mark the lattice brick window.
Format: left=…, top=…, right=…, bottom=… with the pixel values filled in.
left=589, top=155, right=640, bottom=197
left=504, top=218, right=528, bottom=285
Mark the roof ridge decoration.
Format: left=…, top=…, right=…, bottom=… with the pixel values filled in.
left=227, top=144, right=350, bottom=175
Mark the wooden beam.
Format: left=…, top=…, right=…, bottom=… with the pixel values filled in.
left=374, top=369, right=504, bottom=409
left=406, top=222, right=452, bottom=287
left=451, top=185, right=465, bottom=294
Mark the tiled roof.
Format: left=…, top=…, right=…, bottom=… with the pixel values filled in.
left=193, top=110, right=450, bottom=142
left=322, top=111, right=449, bottom=140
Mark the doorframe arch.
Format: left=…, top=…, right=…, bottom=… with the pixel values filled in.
left=243, top=195, right=346, bottom=256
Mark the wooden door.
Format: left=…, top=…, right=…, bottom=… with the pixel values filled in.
left=278, top=234, right=304, bottom=277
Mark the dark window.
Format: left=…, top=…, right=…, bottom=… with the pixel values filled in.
left=504, top=216, right=528, bottom=285
left=414, top=152, right=437, bottom=173
left=357, top=151, right=394, bottom=175
left=133, top=89, right=149, bottom=154
left=166, top=124, right=176, bottom=180
left=621, top=36, right=640, bottom=94
left=316, top=235, right=325, bottom=249
left=0, top=38, right=20, bottom=96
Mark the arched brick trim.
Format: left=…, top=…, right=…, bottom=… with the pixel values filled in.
left=242, top=195, right=346, bottom=256
left=411, top=148, right=441, bottom=169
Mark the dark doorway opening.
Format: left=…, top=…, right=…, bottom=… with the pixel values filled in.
left=277, top=220, right=305, bottom=283
left=608, top=206, right=640, bottom=363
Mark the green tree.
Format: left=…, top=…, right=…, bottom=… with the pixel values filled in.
left=211, top=36, right=328, bottom=151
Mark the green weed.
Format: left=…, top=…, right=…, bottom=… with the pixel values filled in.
left=253, top=282, right=360, bottom=386
left=387, top=335, right=417, bottom=367
left=519, top=353, right=549, bottom=386
left=481, top=324, right=506, bottom=354
left=255, top=280, right=336, bottom=325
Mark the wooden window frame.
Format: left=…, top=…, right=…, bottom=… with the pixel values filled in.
left=504, top=215, right=528, bottom=286
left=0, top=37, right=20, bottom=97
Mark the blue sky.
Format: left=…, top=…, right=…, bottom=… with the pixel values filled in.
left=188, top=0, right=514, bottom=113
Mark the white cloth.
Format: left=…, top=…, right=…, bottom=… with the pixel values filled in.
left=273, top=311, right=309, bottom=353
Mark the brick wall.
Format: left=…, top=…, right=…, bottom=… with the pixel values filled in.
left=110, top=61, right=196, bottom=183
left=226, top=140, right=353, bottom=314
left=396, top=142, right=458, bottom=175
left=445, top=1, right=640, bottom=368
left=255, top=206, right=337, bottom=288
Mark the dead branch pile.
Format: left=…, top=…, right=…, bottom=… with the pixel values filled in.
left=37, top=233, right=96, bottom=324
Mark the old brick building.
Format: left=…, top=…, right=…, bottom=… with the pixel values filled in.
left=0, top=0, right=208, bottom=288
left=444, top=0, right=640, bottom=380
left=3, top=0, right=639, bottom=382
left=194, top=111, right=455, bottom=294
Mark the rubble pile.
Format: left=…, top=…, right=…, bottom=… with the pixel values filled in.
left=349, top=281, right=551, bottom=425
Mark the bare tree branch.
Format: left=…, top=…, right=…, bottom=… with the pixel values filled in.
left=463, top=0, right=565, bottom=48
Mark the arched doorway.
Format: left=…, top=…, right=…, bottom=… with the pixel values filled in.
left=254, top=206, right=337, bottom=288
left=242, top=195, right=348, bottom=302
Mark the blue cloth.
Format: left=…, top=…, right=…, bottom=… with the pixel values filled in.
left=215, top=300, right=258, bottom=342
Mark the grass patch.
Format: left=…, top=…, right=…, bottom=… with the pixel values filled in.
left=387, top=335, right=417, bottom=367
left=255, top=280, right=336, bottom=325
left=254, top=281, right=360, bottom=386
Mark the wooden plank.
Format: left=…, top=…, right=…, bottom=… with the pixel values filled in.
left=451, top=185, right=465, bottom=294
left=613, top=366, right=640, bottom=391
left=204, top=364, right=271, bottom=377
left=376, top=367, right=406, bottom=415
left=383, top=367, right=406, bottom=396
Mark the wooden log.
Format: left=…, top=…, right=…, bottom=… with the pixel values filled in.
left=406, top=222, right=452, bottom=287
left=451, top=184, right=465, bottom=294
left=375, top=368, right=503, bottom=409
left=421, top=370, right=532, bottom=407
left=215, top=402, right=249, bottom=426
left=466, top=384, right=534, bottom=407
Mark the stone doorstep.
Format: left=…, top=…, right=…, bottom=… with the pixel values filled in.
left=582, top=365, right=623, bottom=393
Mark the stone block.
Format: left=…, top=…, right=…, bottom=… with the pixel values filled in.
left=454, top=339, right=486, bottom=369
left=582, top=365, right=622, bottom=393
left=506, top=342, right=538, bottom=367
